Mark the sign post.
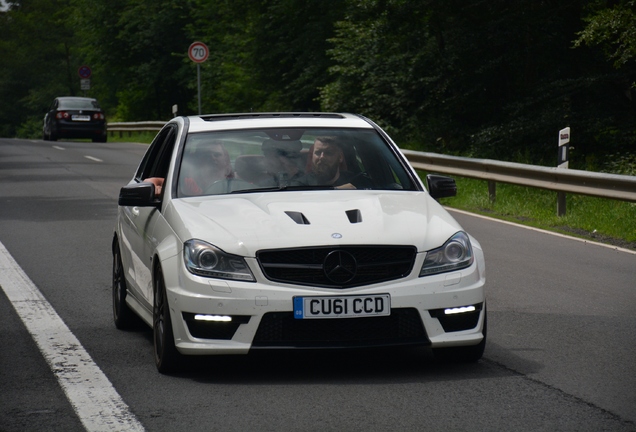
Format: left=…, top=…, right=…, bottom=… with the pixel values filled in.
left=188, top=42, right=209, bottom=115
left=557, top=127, right=570, bottom=216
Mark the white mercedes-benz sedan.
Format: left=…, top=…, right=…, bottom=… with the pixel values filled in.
left=112, top=113, right=486, bottom=373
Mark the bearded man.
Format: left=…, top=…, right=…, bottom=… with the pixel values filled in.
left=308, top=136, right=360, bottom=189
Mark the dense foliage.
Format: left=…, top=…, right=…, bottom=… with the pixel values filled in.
left=1, top=0, right=634, bottom=171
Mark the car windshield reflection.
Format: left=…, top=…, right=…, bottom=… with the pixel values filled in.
left=58, top=99, right=101, bottom=110
left=176, top=128, right=415, bottom=197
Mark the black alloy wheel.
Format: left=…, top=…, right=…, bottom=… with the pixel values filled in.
left=153, top=266, right=180, bottom=374
left=112, top=239, right=135, bottom=329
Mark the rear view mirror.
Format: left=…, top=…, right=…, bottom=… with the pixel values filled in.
left=426, top=174, right=457, bottom=200
left=118, top=182, right=161, bottom=207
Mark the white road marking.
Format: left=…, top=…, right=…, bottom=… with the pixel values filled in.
left=50, top=146, right=102, bottom=163
left=447, top=207, right=636, bottom=255
left=0, top=241, right=145, bottom=432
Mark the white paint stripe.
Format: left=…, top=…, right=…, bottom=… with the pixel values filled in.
left=84, top=156, right=102, bottom=162
left=0, top=241, right=145, bottom=432
left=52, top=146, right=65, bottom=150
left=447, top=207, right=636, bottom=255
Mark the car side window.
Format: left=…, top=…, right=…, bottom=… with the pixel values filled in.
left=135, top=125, right=177, bottom=182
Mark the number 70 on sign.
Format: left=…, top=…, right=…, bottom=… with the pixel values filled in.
left=188, top=41, right=209, bottom=63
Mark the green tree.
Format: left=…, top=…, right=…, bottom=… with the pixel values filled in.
left=320, top=0, right=444, bottom=138
left=0, top=0, right=81, bottom=137
left=321, top=0, right=635, bottom=168
left=572, top=0, right=636, bottom=170
left=575, top=0, right=636, bottom=68
left=76, top=0, right=196, bottom=120
left=188, top=0, right=346, bottom=114
left=248, top=0, right=346, bottom=111
left=185, top=0, right=264, bottom=114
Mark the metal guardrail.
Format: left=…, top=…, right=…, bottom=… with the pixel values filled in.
left=108, top=121, right=165, bottom=136
left=401, top=150, right=636, bottom=203
left=106, top=121, right=636, bottom=205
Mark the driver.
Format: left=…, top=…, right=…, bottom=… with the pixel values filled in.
left=303, top=136, right=370, bottom=189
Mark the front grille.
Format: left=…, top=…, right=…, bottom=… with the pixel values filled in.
left=251, top=308, right=429, bottom=349
left=257, top=245, right=417, bottom=288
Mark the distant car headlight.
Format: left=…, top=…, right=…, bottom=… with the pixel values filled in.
left=184, top=239, right=255, bottom=282
left=419, top=231, right=474, bottom=276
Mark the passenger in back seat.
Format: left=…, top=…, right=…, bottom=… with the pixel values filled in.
left=260, top=139, right=304, bottom=187
left=180, top=140, right=233, bottom=195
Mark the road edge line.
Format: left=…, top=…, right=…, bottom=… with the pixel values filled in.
left=0, top=241, right=145, bottom=432
left=446, top=207, right=636, bottom=255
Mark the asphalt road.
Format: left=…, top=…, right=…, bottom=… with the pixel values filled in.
left=1, top=138, right=634, bottom=432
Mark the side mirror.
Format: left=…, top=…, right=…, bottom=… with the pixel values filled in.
left=426, top=174, right=457, bottom=200
left=118, top=182, right=161, bottom=207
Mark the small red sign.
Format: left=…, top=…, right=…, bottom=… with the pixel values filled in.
left=78, top=65, right=92, bottom=79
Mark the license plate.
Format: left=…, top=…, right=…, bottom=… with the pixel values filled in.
left=293, top=294, right=391, bottom=319
left=72, top=115, right=90, bottom=121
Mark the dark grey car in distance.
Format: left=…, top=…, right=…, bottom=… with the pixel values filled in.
left=43, top=96, right=107, bottom=142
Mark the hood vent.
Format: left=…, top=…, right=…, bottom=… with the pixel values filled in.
left=346, top=209, right=362, bottom=224
left=285, top=210, right=362, bottom=225
left=285, top=211, right=310, bottom=225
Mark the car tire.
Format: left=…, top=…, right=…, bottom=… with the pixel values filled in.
left=112, top=239, right=136, bottom=329
left=153, top=265, right=180, bottom=374
left=433, top=308, right=487, bottom=363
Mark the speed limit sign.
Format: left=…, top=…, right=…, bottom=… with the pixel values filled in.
left=188, top=41, right=209, bottom=63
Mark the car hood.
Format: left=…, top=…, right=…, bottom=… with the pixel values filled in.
left=166, top=191, right=462, bottom=257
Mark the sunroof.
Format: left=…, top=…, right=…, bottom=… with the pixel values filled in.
left=200, top=113, right=345, bottom=122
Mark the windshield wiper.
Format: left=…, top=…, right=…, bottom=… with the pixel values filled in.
left=280, top=184, right=335, bottom=191
left=227, top=184, right=334, bottom=194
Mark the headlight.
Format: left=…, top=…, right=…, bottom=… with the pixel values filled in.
left=419, top=231, right=474, bottom=276
left=184, top=239, right=255, bottom=282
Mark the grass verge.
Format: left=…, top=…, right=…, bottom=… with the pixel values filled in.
left=428, top=174, right=636, bottom=251
left=107, top=131, right=156, bottom=144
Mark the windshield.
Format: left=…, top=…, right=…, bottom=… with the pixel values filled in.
left=58, top=98, right=100, bottom=110
left=176, top=128, right=419, bottom=197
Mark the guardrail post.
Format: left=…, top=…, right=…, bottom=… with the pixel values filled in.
left=488, top=181, right=496, bottom=204
left=557, top=192, right=566, bottom=217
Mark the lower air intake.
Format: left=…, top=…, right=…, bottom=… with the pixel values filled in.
left=251, top=308, right=429, bottom=349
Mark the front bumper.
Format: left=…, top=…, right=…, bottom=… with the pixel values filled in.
left=160, top=251, right=486, bottom=355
